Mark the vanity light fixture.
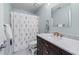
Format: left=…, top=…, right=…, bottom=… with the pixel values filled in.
left=33, top=3, right=39, bottom=7
left=47, top=3, right=51, bottom=6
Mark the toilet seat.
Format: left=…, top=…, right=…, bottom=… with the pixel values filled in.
left=28, top=40, right=37, bottom=55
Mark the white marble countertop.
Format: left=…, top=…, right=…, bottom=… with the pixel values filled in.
left=37, top=33, right=79, bottom=55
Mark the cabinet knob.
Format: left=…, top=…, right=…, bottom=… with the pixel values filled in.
left=46, top=51, right=48, bottom=54
left=45, top=44, right=48, bottom=47
left=45, top=50, right=48, bottom=54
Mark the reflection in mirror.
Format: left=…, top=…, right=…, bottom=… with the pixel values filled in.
left=51, top=3, right=71, bottom=27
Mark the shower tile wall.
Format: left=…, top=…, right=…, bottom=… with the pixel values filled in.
left=11, top=12, right=38, bottom=52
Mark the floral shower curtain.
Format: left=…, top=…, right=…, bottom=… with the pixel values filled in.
left=10, top=12, right=38, bottom=52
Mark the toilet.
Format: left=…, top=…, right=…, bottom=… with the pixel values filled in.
left=28, top=40, right=37, bottom=55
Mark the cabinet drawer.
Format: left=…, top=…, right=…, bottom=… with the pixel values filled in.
left=48, top=48, right=60, bottom=55
left=44, top=42, right=49, bottom=47
left=43, top=50, right=49, bottom=55
left=43, top=46, right=49, bottom=55
left=37, top=50, right=43, bottom=55
left=42, top=39, right=50, bottom=47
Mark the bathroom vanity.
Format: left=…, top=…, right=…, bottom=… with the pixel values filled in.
left=37, top=33, right=79, bottom=55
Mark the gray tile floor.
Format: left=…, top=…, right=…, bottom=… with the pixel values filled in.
left=13, top=49, right=32, bottom=55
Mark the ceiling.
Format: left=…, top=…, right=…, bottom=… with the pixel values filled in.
left=11, top=3, right=44, bottom=13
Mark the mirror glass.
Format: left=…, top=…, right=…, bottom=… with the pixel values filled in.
left=51, top=3, right=71, bottom=27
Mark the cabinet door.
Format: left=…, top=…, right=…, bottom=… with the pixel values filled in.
left=60, top=49, right=72, bottom=55
left=42, top=39, right=49, bottom=55
left=37, top=36, right=43, bottom=55
left=37, top=36, right=72, bottom=55
left=43, top=46, right=49, bottom=55
left=42, top=39, right=60, bottom=55
left=48, top=44, right=61, bottom=55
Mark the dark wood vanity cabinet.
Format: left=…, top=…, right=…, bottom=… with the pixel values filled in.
left=37, top=36, right=72, bottom=55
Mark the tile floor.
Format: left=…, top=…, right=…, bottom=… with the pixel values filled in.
left=13, top=49, right=32, bottom=55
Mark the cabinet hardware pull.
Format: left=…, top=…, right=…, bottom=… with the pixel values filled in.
left=45, top=44, right=48, bottom=47
left=45, top=50, right=48, bottom=54
left=46, top=51, right=48, bottom=54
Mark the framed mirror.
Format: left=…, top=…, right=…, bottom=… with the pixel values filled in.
left=51, top=3, right=71, bottom=27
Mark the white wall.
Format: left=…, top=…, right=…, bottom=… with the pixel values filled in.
left=35, top=3, right=58, bottom=33
left=0, top=3, right=6, bottom=54
left=36, top=3, right=79, bottom=35
left=0, top=3, right=12, bottom=55
left=0, top=3, right=4, bottom=26
left=0, top=3, right=11, bottom=24
left=50, top=3, right=79, bottom=35
left=36, top=4, right=50, bottom=33
left=3, top=3, right=11, bottom=24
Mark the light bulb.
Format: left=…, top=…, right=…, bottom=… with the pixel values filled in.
left=47, top=3, right=50, bottom=6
